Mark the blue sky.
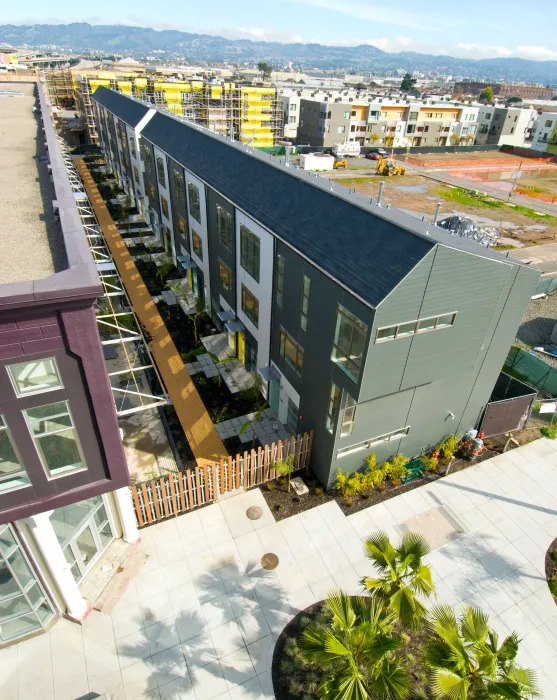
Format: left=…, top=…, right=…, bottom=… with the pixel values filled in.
left=5, top=0, right=557, bottom=61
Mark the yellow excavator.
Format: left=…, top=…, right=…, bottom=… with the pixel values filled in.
left=376, top=156, right=406, bottom=176
left=333, top=159, right=348, bottom=169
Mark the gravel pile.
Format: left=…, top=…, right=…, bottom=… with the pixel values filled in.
left=516, top=294, right=557, bottom=367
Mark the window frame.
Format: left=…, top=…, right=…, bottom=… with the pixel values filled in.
left=173, top=171, right=185, bottom=202
left=241, top=284, right=259, bottom=328
left=0, top=415, right=30, bottom=494
left=23, top=401, right=87, bottom=480
left=155, top=155, right=166, bottom=188
left=331, top=305, right=368, bottom=384
left=240, top=225, right=261, bottom=283
left=326, top=383, right=341, bottom=433
left=300, top=275, right=310, bottom=332
left=337, top=427, right=410, bottom=458
left=375, top=312, right=457, bottom=343
left=216, top=204, right=233, bottom=252
left=279, top=327, right=304, bottom=378
left=275, top=255, right=285, bottom=308
left=160, top=195, right=169, bottom=220
left=192, top=230, right=203, bottom=260
left=218, top=259, right=232, bottom=292
left=187, top=182, right=201, bottom=224
left=7, top=357, right=63, bottom=398
left=340, top=394, right=357, bottom=438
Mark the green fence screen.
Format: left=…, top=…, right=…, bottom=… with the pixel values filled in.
left=504, top=346, right=557, bottom=395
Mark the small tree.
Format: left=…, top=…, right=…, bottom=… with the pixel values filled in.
left=146, top=242, right=158, bottom=264
left=239, top=401, right=268, bottom=449
left=166, top=281, right=184, bottom=305
left=206, top=350, right=236, bottom=388
left=275, top=454, right=296, bottom=491
left=257, top=62, right=273, bottom=80
left=400, top=73, right=417, bottom=91
left=155, top=257, right=175, bottom=283
left=187, top=295, right=206, bottom=346
left=362, top=531, right=435, bottom=628
left=479, top=86, right=494, bottom=103
left=370, top=132, right=380, bottom=144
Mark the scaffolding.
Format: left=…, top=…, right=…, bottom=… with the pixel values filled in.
left=75, top=76, right=100, bottom=145
left=41, top=68, right=74, bottom=109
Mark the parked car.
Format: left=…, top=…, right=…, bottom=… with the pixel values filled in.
left=365, top=153, right=380, bottom=160
left=366, top=148, right=388, bottom=158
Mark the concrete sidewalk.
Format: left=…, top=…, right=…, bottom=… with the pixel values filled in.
left=2, top=439, right=557, bottom=699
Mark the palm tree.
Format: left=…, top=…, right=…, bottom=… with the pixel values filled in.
left=424, top=604, right=539, bottom=699
left=206, top=350, right=236, bottom=388
left=187, top=296, right=206, bottom=346
left=300, top=591, right=409, bottom=700
left=361, top=531, right=435, bottom=628
left=166, top=281, right=184, bottom=305
left=239, top=401, right=268, bottom=449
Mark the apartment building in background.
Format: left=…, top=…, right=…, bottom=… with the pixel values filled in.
left=0, top=83, right=139, bottom=647
left=453, top=81, right=556, bottom=101
left=93, top=85, right=539, bottom=492
left=530, top=112, right=557, bottom=154
left=475, top=106, right=538, bottom=147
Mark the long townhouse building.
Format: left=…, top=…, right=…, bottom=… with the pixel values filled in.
left=0, top=83, right=139, bottom=647
left=475, top=106, right=538, bottom=147
left=93, top=86, right=539, bottom=492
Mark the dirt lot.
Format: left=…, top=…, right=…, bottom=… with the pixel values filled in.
left=405, top=150, right=528, bottom=167
left=330, top=172, right=557, bottom=245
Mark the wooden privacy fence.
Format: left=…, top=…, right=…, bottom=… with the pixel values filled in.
left=131, top=431, right=313, bottom=527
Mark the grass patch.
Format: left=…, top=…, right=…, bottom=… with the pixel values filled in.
left=438, top=186, right=556, bottom=221
left=336, top=177, right=376, bottom=185
left=492, top=243, right=517, bottom=251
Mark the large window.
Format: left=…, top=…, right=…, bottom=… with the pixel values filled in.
left=286, top=397, right=298, bottom=434
left=331, top=305, right=368, bottom=383
left=7, top=357, right=62, bottom=397
left=173, top=171, right=185, bottom=202
left=156, top=156, right=166, bottom=188
left=192, top=231, right=203, bottom=260
left=0, top=524, right=55, bottom=643
left=240, top=225, right=260, bottom=282
left=340, top=394, right=357, bottom=437
left=276, top=255, right=285, bottom=308
left=188, top=182, right=201, bottom=223
left=160, top=195, right=169, bottom=220
left=279, top=328, right=304, bottom=377
left=376, top=313, right=457, bottom=342
left=24, top=401, right=86, bottom=479
left=178, top=215, right=187, bottom=236
left=300, top=275, right=310, bottom=332
left=219, top=259, right=232, bottom=292
left=216, top=205, right=233, bottom=251
left=326, top=384, right=341, bottom=433
left=0, top=416, right=30, bottom=493
left=241, top=284, right=259, bottom=327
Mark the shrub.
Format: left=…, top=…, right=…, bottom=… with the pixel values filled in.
left=421, top=454, right=440, bottom=473
left=541, top=426, right=557, bottom=439
left=438, top=434, right=460, bottom=464
left=384, top=454, right=409, bottom=483
left=549, top=578, right=557, bottom=597
left=335, top=468, right=365, bottom=497
left=550, top=550, right=557, bottom=564
left=314, top=487, right=324, bottom=496
left=364, top=452, right=377, bottom=470
left=275, top=504, right=284, bottom=512
left=266, top=481, right=275, bottom=491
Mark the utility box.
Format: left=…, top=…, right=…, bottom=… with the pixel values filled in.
left=299, top=153, right=335, bottom=171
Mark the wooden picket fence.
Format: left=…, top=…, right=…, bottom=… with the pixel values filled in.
left=131, top=431, right=313, bottom=527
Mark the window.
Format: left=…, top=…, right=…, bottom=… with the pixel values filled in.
left=173, top=171, right=185, bottom=202
left=7, top=358, right=62, bottom=397
left=326, top=383, right=341, bottom=433
left=240, top=225, right=260, bottom=282
left=241, top=284, right=259, bottom=327
left=409, top=111, right=418, bottom=120
left=341, top=394, right=357, bottom=437
left=337, top=427, right=410, bottom=458
left=376, top=312, right=457, bottom=342
left=156, top=156, right=166, bottom=188
left=331, top=305, right=368, bottom=383
left=300, top=275, right=310, bottom=332
left=381, top=111, right=387, bottom=118
left=129, top=137, right=136, bottom=158
left=510, top=127, right=515, bottom=134
left=219, top=260, right=232, bottom=291
left=192, top=230, right=203, bottom=260
left=546, top=120, right=552, bottom=128
left=149, top=183, right=156, bottom=202
left=337, top=125, right=346, bottom=134
left=275, top=255, right=285, bottom=308
left=178, top=215, right=187, bottom=236
left=279, top=328, right=304, bottom=377
left=187, top=182, right=201, bottom=223
left=216, top=205, right=233, bottom=251
left=343, top=111, right=350, bottom=119
left=424, top=126, right=429, bottom=133
left=160, top=195, right=169, bottom=220
left=289, top=116, right=296, bottom=124
left=290, top=103, right=297, bottom=111
left=133, top=166, right=139, bottom=184
left=286, top=397, right=298, bottom=434
left=424, top=112, right=433, bottom=118
left=24, top=401, right=86, bottom=479
left=0, top=416, right=29, bottom=493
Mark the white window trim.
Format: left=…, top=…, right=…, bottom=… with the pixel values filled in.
left=0, top=416, right=30, bottom=494
left=375, top=312, right=457, bottom=343
left=7, top=357, right=63, bottom=398
left=337, top=427, right=410, bottom=458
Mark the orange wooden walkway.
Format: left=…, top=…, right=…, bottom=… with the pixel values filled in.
left=76, top=160, right=228, bottom=467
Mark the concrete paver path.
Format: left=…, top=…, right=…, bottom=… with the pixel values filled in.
left=2, top=438, right=557, bottom=699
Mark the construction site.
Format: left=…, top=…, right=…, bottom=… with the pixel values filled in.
left=40, top=68, right=283, bottom=147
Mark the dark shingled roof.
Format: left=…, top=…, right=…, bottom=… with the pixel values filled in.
left=94, top=86, right=150, bottom=128
left=93, top=87, right=530, bottom=307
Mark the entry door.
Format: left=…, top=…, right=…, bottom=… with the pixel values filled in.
left=269, top=379, right=280, bottom=414
left=245, top=342, right=257, bottom=372
left=62, top=508, right=114, bottom=583
left=192, top=268, right=203, bottom=299
left=237, top=331, right=245, bottom=363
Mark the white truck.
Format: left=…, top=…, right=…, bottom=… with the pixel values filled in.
left=332, top=141, right=361, bottom=158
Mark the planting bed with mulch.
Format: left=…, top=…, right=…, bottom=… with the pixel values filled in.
left=272, top=599, right=432, bottom=700
left=223, top=435, right=262, bottom=455
left=545, top=536, right=557, bottom=602
left=134, top=259, right=171, bottom=296
left=127, top=243, right=165, bottom=257
left=262, top=449, right=498, bottom=522
left=162, top=405, right=196, bottom=469
left=192, top=372, right=265, bottom=424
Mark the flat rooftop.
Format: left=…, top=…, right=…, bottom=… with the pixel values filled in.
left=0, top=82, right=65, bottom=284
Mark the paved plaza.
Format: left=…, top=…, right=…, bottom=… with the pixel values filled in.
left=2, top=438, right=557, bottom=699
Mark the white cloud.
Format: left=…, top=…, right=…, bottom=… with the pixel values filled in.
left=236, top=27, right=266, bottom=38
left=284, top=0, right=453, bottom=31
left=456, top=43, right=513, bottom=58
left=516, top=45, right=557, bottom=60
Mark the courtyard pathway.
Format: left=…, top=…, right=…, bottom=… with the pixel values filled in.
left=2, top=439, right=557, bottom=699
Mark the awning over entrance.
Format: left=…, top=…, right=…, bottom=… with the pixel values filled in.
left=258, top=365, right=281, bottom=382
